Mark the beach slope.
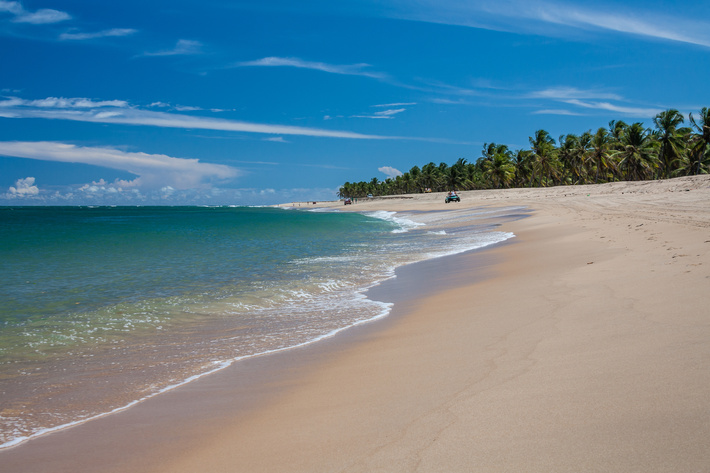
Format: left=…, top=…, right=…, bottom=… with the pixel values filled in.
left=3, top=176, right=709, bottom=472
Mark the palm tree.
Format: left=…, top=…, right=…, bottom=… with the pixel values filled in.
left=512, top=149, right=533, bottom=187
left=653, top=109, right=686, bottom=178
left=608, top=120, right=628, bottom=146
left=400, top=172, right=413, bottom=194
left=614, top=122, right=659, bottom=181
left=368, top=177, right=380, bottom=196
left=558, top=133, right=589, bottom=184
left=589, top=127, right=615, bottom=183
left=408, top=165, right=422, bottom=193
left=684, top=107, right=710, bottom=175
left=420, top=162, right=442, bottom=192
left=529, top=129, right=559, bottom=186
left=483, top=152, right=516, bottom=188
left=445, top=158, right=473, bottom=190
left=392, top=175, right=404, bottom=194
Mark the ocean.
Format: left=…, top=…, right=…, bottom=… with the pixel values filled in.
left=0, top=204, right=517, bottom=447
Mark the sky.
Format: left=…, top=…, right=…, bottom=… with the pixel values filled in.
left=1, top=0, right=708, bottom=205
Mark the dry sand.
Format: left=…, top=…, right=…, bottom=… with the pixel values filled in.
left=3, top=176, right=709, bottom=472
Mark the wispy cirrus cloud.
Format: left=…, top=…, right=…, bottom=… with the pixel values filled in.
left=59, top=28, right=137, bottom=41
left=141, top=39, right=204, bottom=57
left=531, top=109, right=584, bottom=116
left=352, top=108, right=407, bottom=119
left=1, top=1, right=136, bottom=45
left=382, top=0, right=710, bottom=48
left=563, top=99, right=663, bottom=117
left=263, top=136, right=290, bottom=143
left=0, top=96, right=130, bottom=109
left=374, top=102, right=417, bottom=107
left=236, top=57, right=388, bottom=80
left=0, top=95, right=390, bottom=140
left=527, top=86, right=622, bottom=101
left=525, top=86, right=661, bottom=117
left=0, top=0, right=70, bottom=24
left=0, top=141, right=239, bottom=190
left=529, top=2, right=710, bottom=48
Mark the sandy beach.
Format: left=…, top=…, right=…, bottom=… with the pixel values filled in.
left=2, top=176, right=709, bottom=472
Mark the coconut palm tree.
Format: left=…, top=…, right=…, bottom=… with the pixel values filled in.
left=684, top=107, right=710, bottom=175
left=588, top=127, right=615, bottom=183
left=512, top=149, right=533, bottom=187
left=608, top=120, right=628, bottom=146
left=445, top=158, right=473, bottom=190
left=653, top=109, right=686, bottom=178
left=529, top=129, right=559, bottom=186
left=558, top=133, right=588, bottom=184
left=483, top=152, right=516, bottom=188
left=614, top=122, right=659, bottom=181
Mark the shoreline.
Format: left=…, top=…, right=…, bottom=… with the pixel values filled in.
left=2, top=176, right=709, bottom=472
left=0, top=205, right=514, bottom=451
left=0, top=216, right=514, bottom=472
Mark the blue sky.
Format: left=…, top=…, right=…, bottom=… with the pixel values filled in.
left=1, top=0, right=708, bottom=205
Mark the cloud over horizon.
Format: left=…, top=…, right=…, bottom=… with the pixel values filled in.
left=6, top=176, right=39, bottom=197
left=0, top=141, right=240, bottom=190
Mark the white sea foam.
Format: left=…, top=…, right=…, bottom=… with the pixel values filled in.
left=0, top=292, right=394, bottom=450
left=364, top=210, right=424, bottom=233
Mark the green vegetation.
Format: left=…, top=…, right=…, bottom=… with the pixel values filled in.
left=338, top=108, right=710, bottom=198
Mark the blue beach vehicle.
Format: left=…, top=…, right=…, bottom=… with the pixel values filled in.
left=445, top=191, right=460, bottom=203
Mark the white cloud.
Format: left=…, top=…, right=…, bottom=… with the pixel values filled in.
left=264, top=136, right=289, bottom=143
left=353, top=108, right=407, bottom=119
left=173, top=105, right=202, bottom=112
left=0, top=96, right=129, bottom=109
left=6, top=176, right=39, bottom=197
left=374, top=102, right=417, bottom=107
left=0, top=95, right=389, bottom=140
left=236, top=57, right=388, bottom=80
left=0, top=1, right=70, bottom=24
left=59, top=28, right=137, bottom=41
left=524, top=86, right=662, bottom=117
left=382, top=0, right=710, bottom=49
left=528, top=86, right=621, bottom=101
left=564, top=99, right=662, bottom=117
left=529, top=2, right=710, bottom=48
left=142, top=39, right=203, bottom=57
left=0, top=141, right=239, bottom=190
left=378, top=166, right=403, bottom=178
left=0, top=1, right=22, bottom=15
left=531, top=109, right=583, bottom=116
left=376, top=108, right=406, bottom=117
left=147, top=101, right=202, bottom=112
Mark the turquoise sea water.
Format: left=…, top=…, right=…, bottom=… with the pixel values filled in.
left=0, top=205, right=517, bottom=447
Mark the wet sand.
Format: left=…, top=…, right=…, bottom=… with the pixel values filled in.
left=2, top=176, right=709, bottom=472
